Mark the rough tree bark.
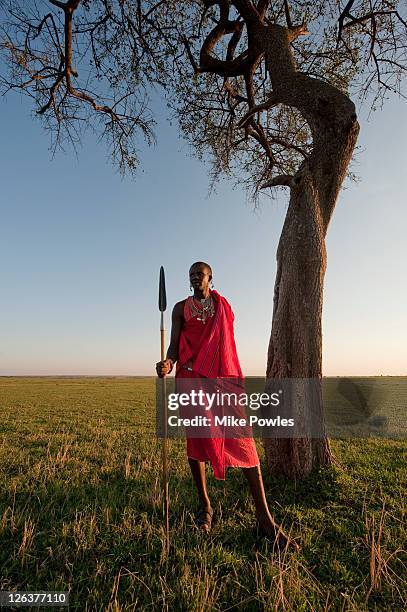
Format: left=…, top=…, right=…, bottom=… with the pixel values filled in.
left=257, top=24, right=360, bottom=478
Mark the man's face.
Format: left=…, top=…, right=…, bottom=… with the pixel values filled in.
left=189, top=265, right=211, bottom=292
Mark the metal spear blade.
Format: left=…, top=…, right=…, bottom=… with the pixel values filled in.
left=159, top=266, right=167, bottom=312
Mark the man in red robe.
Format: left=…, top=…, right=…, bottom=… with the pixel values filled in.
left=156, top=262, right=298, bottom=550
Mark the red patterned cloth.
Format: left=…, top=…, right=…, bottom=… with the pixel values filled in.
left=175, top=290, right=260, bottom=480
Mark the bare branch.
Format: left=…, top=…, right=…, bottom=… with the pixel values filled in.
left=343, top=10, right=407, bottom=31
left=238, top=92, right=280, bottom=127
left=336, top=0, right=407, bottom=101
left=261, top=174, right=293, bottom=188
left=288, top=21, right=310, bottom=42
left=283, top=0, right=292, bottom=29
left=232, top=0, right=262, bottom=25
left=337, top=0, right=355, bottom=48
left=200, top=17, right=259, bottom=76
left=183, top=36, right=201, bottom=74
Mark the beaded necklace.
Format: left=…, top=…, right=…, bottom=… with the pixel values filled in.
left=189, top=294, right=215, bottom=324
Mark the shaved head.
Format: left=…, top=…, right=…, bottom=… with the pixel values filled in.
left=189, top=261, right=212, bottom=278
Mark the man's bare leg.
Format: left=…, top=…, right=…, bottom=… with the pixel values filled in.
left=242, top=465, right=298, bottom=549
left=188, top=458, right=213, bottom=532
left=188, top=458, right=211, bottom=509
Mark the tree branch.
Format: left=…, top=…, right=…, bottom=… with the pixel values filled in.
left=200, top=17, right=257, bottom=76
left=237, top=91, right=280, bottom=127
left=182, top=36, right=201, bottom=74
left=283, top=0, right=292, bottom=29
left=232, top=0, right=262, bottom=25
left=261, top=174, right=293, bottom=188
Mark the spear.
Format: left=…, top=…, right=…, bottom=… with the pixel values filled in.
left=158, top=266, right=169, bottom=550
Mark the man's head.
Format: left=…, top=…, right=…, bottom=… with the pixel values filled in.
left=189, top=261, right=212, bottom=292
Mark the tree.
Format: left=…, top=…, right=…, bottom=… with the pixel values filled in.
left=1, top=0, right=406, bottom=478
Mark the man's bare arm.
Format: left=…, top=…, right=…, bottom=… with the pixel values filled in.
left=166, top=300, right=185, bottom=362
left=156, top=300, right=185, bottom=377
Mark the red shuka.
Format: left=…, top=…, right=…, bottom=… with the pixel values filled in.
left=175, top=290, right=259, bottom=480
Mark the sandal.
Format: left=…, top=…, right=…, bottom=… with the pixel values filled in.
left=195, top=506, right=213, bottom=533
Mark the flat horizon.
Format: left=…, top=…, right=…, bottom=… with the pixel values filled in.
left=1, top=373, right=406, bottom=378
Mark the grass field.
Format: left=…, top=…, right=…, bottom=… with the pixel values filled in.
left=0, top=377, right=406, bottom=611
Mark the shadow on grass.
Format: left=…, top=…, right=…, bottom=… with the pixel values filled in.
left=1, top=442, right=405, bottom=610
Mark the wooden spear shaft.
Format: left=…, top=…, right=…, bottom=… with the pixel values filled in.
left=159, top=266, right=169, bottom=551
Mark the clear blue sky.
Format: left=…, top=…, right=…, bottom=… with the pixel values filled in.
left=0, top=89, right=406, bottom=376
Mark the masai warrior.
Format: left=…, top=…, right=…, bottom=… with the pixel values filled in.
left=156, top=262, right=298, bottom=550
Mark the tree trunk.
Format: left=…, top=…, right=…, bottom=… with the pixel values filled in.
left=259, top=24, right=360, bottom=479
left=264, top=162, right=333, bottom=479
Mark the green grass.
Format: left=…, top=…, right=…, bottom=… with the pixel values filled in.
left=0, top=377, right=406, bottom=611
